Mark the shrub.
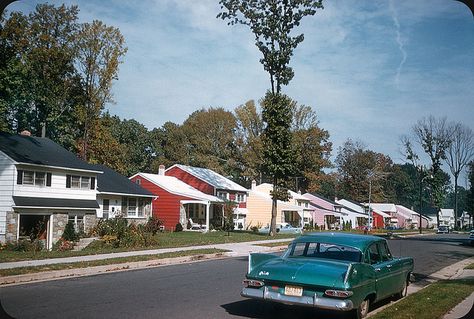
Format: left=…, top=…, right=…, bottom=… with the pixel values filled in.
left=62, top=221, right=79, bottom=242
left=145, top=216, right=163, bottom=235
left=52, top=238, right=75, bottom=251
left=251, top=226, right=259, bottom=233
left=175, top=223, right=183, bottom=232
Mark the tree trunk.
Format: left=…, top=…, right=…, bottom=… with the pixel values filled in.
left=454, top=174, right=458, bottom=229
left=269, top=176, right=278, bottom=236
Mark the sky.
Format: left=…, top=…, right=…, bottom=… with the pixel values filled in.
left=8, top=0, right=474, bottom=184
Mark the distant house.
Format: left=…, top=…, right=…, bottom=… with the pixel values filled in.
left=244, top=181, right=304, bottom=229
left=369, top=203, right=400, bottom=228
left=130, top=169, right=223, bottom=231
left=335, top=199, right=370, bottom=229
left=395, top=205, right=429, bottom=229
left=438, top=209, right=455, bottom=229
left=302, top=193, right=344, bottom=230
left=0, top=131, right=101, bottom=249
left=165, top=164, right=249, bottom=228
left=93, top=164, right=155, bottom=223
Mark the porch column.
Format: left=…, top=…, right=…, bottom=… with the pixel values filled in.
left=205, top=201, right=210, bottom=233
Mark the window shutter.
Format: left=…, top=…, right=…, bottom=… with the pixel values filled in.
left=66, top=175, right=71, bottom=188
left=46, top=173, right=52, bottom=186
left=17, top=170, right=23, bottom=184
left=90, top=177, right=96, bottom=190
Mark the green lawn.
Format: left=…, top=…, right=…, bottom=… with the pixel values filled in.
left=370, top=280, right=474, bottom=319
left=0, top=248, right=229, bottom=277
left=465, top=262, right=474, bottom=270
left=0, top=231, right=296, bottom=263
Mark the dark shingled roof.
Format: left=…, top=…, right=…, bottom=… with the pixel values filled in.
left=93, top=164, right=154, bottom=197
left=0, top=131, right=101, bottom=172
left=13, top=196, right=99, bottom=209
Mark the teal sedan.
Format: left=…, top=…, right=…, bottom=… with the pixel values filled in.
left=241, top=233, right=414, bottom=318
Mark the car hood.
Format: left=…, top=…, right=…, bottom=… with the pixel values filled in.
left=249, top=256, right=350, bottom=288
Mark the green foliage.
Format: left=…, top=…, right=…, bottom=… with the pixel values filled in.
left=223, top=201, right=235, bottom=235
left=62, top=221, right=79, bottom=242
left=218, top=0, right=324, bottom=93
left=52, top=238, right=75, bottom=251
left=144, top=216, right=163, bottom=236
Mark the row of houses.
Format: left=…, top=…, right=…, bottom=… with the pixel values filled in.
left=0, top=131, right=460, bottom=250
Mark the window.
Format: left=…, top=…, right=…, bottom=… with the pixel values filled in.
left=17, top=170, right=51, bottom=187
left=23, top=171, right=34, bottom=185
left=128, top=198, right=137, bottom=217
left=66, top=175, right=95, bottom=189
left=367, top=244, right=380, bottom=264
left=284, top=242, right=361, bottom=262
left=80, top=176, right=90, bottom=189
left=136, top=179, right=141, bottom=185
left=217, top=191, right=228, bottom=200
left=236, top=193, right=245, bottom=203
left=379, top=242, right=392, bottom=262
left=137, top=198, right=144, bottom=217
left=68, top=214, right=84, bottom=233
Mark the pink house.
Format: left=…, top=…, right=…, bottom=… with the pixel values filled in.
left=396, top=205, right=429, bottom=229
left=302, top=193, right=343, bottom=230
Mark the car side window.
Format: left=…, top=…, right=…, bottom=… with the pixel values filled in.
left=368, top=244, right=380, bottom=265
left=378, top=242, right=392, bottom=262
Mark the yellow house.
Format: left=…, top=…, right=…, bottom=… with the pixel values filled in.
left=245, top=182, right=304, bottom=229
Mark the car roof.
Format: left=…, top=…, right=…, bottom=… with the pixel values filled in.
left=293, top=232, right=385, bottom=251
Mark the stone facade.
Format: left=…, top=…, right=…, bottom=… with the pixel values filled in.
left=5, top=211, right=18, bottom=242
left=52, top=213, right=68, bottom=244
left=84, top=214, right=98, bottom=235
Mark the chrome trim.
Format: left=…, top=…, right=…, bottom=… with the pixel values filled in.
left=241, top=288, right=354, bottom=311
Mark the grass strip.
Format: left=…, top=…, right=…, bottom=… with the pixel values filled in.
left=370, top=279, right=474, bottom=319
left=0, top=248, right=229, bottom=277
left=465, top=262, right=474, bottom=270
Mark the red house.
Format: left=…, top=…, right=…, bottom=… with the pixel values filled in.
left=165, top=164, right=249, bottom=208
left=130, top=169, right=223, bottom=231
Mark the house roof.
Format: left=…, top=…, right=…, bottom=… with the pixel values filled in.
left=136, top=173, right=222, bottom=203
left=0, top=131, right=101, bottom=173
left=304, top=192, right=342, bottom=207
left=369, top=203, right=397, bottom=213
left=13, top=196, right=99, bottom=210
left=335, top=199, right=368, bottom=216
left=92, top=164, right=154, bottom=197
left=166, top=164, right=248, bottom=193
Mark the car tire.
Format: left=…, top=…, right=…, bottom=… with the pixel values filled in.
left=396, top=279, right=408, bottom=299
left=354, top=298, right=370, bottom=319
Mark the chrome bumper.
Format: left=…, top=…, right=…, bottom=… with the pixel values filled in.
left=241, top=287, right=354, bottom=311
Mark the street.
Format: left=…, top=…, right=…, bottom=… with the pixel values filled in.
left=1, top=234, right=472, bottom=319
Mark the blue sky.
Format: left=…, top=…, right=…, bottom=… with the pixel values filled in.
left=9, top=0, right=474, bottom=183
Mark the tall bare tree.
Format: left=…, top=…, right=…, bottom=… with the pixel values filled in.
left=404, top=116, right=454, bottom=227
left=445, top=123, right=474, bottom=227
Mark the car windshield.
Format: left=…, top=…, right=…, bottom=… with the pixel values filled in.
left=283, top=241, right=362, bottom=262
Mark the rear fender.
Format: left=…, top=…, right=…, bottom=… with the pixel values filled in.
left=248, top=253, right=280, bottom=274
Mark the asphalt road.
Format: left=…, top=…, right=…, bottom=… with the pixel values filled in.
left=1, top=234, right=472, bottom=319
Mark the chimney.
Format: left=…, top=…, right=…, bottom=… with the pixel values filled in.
left=20, top=130, right=31, bottom=136
left=251, top=180, right=257, bottom=190
left=158, top=164, right=165, bottom=176
left=298, top=190, right=301, bottom=195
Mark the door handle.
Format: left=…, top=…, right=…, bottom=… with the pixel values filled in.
left=386, top=264, right=392, bottom=269
left=375, top=268, right=381, bottom=272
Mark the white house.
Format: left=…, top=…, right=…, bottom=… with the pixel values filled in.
left=439, top=209, right=455, bottom=229
left=335, top=199, right=369, bottom=229
left=0, top=131, right=102, bottom=249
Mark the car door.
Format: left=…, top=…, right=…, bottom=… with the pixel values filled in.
left=367, top=242, right=395, bottom=300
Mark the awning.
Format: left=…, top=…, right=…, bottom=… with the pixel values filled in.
left=13, top=196, right=99, bottom=210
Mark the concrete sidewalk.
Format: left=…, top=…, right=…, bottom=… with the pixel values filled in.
left=0, top=238, right=292, bottom=270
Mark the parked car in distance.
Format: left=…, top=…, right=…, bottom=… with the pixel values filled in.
left=258, top=222, right=302, bottom=234
left=241, top=233, right=414, bottom=318
left=437, top=225, right=449, bottom=234
left=469, top=230, right=474, bottom=246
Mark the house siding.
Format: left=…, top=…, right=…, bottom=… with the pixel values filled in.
left=166, top=166, right=214, bottom=195
left=0, top=151, right=15, bottom=241
left=130, top=175, right=193, bottom=230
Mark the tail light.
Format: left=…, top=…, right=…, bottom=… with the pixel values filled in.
left=243, top=279, right=264, bottom=288
left=324, top=290, right=353, bottom=298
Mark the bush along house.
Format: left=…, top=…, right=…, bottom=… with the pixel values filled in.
left=164, top=164, right=249, bottom=229
left=130, top=167, right=223, bottom=232
left=0, top=131, right=101, bottom=249
left=93, top=164, right=155, bottom=223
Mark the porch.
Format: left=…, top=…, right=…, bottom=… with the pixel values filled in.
left=180, top=200, right=224, bottom=232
